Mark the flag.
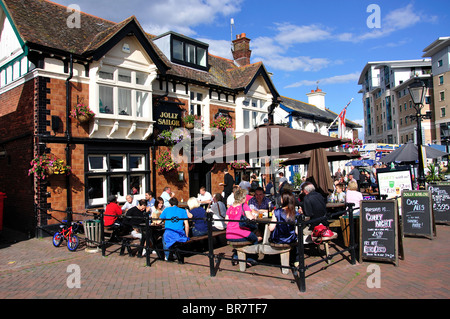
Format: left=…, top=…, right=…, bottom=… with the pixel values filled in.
left=338, top=106, right=347, bottom=139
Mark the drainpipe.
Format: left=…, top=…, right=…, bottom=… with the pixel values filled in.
left=65, top=54, right=73, bottom=222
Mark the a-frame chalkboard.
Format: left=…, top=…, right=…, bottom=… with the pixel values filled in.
left=428, top=182, right=450, bottom=224
left=359, top=200, right=402, bottom=266
left=401, top=190, right=435, bottom=239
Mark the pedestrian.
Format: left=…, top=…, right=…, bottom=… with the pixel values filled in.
left=219, top=168, right=234, bottom=204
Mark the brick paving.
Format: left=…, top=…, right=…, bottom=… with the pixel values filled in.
left=0, top=224, right=449, bottom=300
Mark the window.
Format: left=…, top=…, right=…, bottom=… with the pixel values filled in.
left=190, top=91, right=204, bottom=117
left=438, top=60, right=443, bottom=67
left=440, top=91, right=445, bottom=101
left=170, top=35, right=208, bottom=70
left=86, top=152, right=149, bottom=206
left=242, top=98, right=267, bottom=130
left=439, top=75, right=444, bottom=85
left=441, top=107, right=446, bottom=118
left=97, top=66, right=151, bottom=118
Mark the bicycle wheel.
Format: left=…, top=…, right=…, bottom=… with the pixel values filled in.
left=52, top=232, right=63, bottom=247
left=67, top=234, right=79, bottom=251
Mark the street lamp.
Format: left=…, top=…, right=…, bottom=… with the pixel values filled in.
left=408, top=78, right=428, bottom=190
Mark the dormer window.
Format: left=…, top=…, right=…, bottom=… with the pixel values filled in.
left=153, top=32, right=208, bottom=71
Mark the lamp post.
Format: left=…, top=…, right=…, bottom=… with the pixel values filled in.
left=408, top=78, right=428, bottom=190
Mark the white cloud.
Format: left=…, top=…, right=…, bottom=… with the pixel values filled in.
left=54, top=0, right=243, bottom=36
left=285, top=72, right=361, bottom=88
left=341, top=3, right=438, bottom=43
left=274, top=23, right=332, bottom=46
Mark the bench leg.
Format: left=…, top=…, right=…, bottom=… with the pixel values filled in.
left=280, top=251, right=290, bottom=274
left=237, top=251, right=247, bottom=272
left=324, top=242, right=330, bottom=264
left=120, top=239, right=127, bottom=256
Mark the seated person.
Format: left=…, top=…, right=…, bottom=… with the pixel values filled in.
left=187, top=197, right=208, bottom=237
left=104, top=195, right=123, bottom=227
left=225, top=188, right=261, bottom=245
left=145, top=191, right=155, bottom=212
left=122, top=199, right=147, bottom=239
left=346, top=180, right=363, bottom=215
left=248, top=187, right=271, bottom=211
left=335, top=183, right=346, bottom=203
left=227, top=185, right=240, bottom=208
left=210, top=193, right=227, bottom=231
left=122, top=194, right=138, bottom=214
left=269, top=191, right=299, bottom=244
left=299, top=182, right=328, bottom=232
left=197, top=186, right=213, bottom=206
left=159, top=197, right=190, bottom=260
left=150, top=197, right=165, bottom=225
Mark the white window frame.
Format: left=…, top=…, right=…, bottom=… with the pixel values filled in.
left=97, top=65, right=152, bottom=119
left=242, top=97, right=268, bottom=131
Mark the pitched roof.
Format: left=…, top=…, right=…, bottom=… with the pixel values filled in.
left=2, top=0, right=276, bottom=97
left=280, top=96, right=361, bottom=129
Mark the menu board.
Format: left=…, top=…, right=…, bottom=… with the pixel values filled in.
left=401, top=190, right=434, bottom=239
left=428, top=183, right=450, bottom=223
left=377, top=167, right=413, bottom=199
left=360, top=200, right=399, bottom=266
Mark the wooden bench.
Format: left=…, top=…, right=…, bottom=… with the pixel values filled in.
left=119, top=234, right=141, bottom=256
left=172, top=230, right=227, bottom=264
left=304, top=232, right=338, bottom=264
left=227, top=241, right=293, bottom=274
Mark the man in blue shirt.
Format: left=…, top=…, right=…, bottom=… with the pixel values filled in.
left=145, top=191, right=155, bottom=212
left=248, top=187, right=271, bottom=210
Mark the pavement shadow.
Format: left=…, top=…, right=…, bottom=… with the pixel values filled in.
left=0, top=227, right=31, bottom=249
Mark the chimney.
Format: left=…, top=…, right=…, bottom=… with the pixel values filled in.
left=232, top=33, right=251, bottom=66
left=306, top=88, right=327, bottom=111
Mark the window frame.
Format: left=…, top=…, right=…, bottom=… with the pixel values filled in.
left=97, top=66, right=152, bottom=119
left=170, top=34, right=209, bottom=71
left=85, top=147, right=150, bottom=207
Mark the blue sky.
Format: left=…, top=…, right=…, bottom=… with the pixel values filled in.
left=54, top=0, right=450, bottom=140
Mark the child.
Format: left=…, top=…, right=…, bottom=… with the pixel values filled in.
left=335, top=183, right=346, bottom=203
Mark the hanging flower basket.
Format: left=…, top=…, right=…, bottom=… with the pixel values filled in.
left=154, top=150, right=180, bottom=173
left=183, top=114, right=202, bottom=129
left=70, top=103, right=95, bottom=123
left=28, top=154, right=71, bottom=180
left=230, top=160, right=250, bottom=170
left=211, top=115, right=232, bottom=131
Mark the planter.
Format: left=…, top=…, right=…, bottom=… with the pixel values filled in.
left=47, top=167, right=54, bottom=175
left=77, top=114, right=91, bottom=123
left=185, top=122, right=194, bottom=129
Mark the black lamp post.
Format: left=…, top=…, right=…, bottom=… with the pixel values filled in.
left=408, top=78, right=428, bottom=190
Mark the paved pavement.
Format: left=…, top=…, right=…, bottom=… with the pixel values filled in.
left=0, top=224, right=449, bottom=304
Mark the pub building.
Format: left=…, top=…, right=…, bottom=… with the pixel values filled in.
left=0, top=0, right=281, bottom=235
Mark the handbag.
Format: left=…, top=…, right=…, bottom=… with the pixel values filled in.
left=312, top=224, right=334, bottom=244
left=239, top=204, right=257, bottom=231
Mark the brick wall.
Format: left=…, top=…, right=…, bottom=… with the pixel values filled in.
left=0, top=79, right=36, bottom=234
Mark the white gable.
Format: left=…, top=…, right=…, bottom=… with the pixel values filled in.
left=0, top=8, right=23, bottom=66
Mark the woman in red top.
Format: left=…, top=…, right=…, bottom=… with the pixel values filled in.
left=104, top=195, right=123, bottom=227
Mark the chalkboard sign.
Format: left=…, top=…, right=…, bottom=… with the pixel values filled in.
left=360, top=200, right=400, bottom=266
left=401, top=190, right=434, bottom=239
left=428, top=183, right=450, bottom=223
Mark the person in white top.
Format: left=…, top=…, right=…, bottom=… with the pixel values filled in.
left=210, top=193, right=227, bottom=230
left=197, top=186, right=213, bottom=205
left=121, top=194, right=138, bottom=213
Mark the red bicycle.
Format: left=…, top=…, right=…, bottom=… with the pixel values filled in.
left=52, top=220, right=82, bottom=252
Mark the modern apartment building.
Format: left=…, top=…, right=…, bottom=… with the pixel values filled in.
left=423, top=37, right=450, bottom=146
left=359, top=59, right=433, bottom=145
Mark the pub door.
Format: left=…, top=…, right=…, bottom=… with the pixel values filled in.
left=189, top=163, right=214, bottom=198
